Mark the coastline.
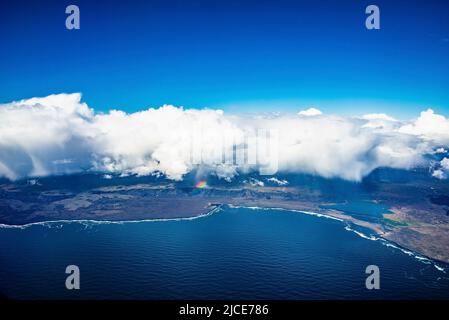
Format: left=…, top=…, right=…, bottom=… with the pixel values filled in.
left=0, top=204, right=223, bottom=229
left=227, top=203, right=449, bottom=270
left=1, top=202, right=447, bottom=271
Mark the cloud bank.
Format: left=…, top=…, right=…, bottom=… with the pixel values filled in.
left=1, top=93, right=448, bottom=182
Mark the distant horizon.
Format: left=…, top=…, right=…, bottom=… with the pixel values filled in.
left=2, top=92, right=448, bottom=120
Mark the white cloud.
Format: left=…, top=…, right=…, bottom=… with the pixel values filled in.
left=267, top=177, right=289, bottom=186
left=362, top=113, right=396, bottom=121
left=433, top=157, right=449, bottom=179
left=432, top=169, right=446, bottom=180
left=297, top=108, right=322, bottom=117
left=441, top=158, right=449, bottom=170
left=398, top=109, right=449, bottom=144
left=245, top=178, right=265, bottom=187
left=0, top=93, right=447, bottom=182
left=360, top=113, right=398, bottom=130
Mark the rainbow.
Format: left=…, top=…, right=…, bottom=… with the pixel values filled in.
left=195, top=180, right=207, bottom=189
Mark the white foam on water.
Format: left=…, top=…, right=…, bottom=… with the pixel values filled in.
left=434, top=264, right=446, bottom=273
left=378, top=239, right=449, bottom=273
left=229, top=205, right=448, bottom=273
left=344, top=225, right=447, bottom=272
left=344, top=225, right=379, bottom=241
left=228, top=204, right=344, bottom=222
left=0, top=205, right=223, bottom=230
left=1, top=204, right=447, bottom=273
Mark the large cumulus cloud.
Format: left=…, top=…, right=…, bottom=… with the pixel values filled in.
left=0, top=93, right=448, bottom=181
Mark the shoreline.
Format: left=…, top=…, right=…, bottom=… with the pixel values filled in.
left=1, top=203, right=448, bottom=271
left=0, top=204, right=223, bottom=229
left=228, top=204, right=449, bottom=270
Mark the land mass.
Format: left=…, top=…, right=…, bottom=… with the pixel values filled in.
left=1, top=171, right=449, bottom=264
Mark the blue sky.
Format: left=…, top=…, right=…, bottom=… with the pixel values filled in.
left=1, top=0, right=449, bottom=118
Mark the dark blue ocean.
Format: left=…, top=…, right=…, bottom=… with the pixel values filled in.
left=0, top=206, right=448, bottom=299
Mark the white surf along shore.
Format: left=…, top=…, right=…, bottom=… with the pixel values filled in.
left=0, top=203, right=447, bottom=273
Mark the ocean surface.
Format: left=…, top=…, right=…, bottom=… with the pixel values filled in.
left=0, top=206, right=448, bottom=300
